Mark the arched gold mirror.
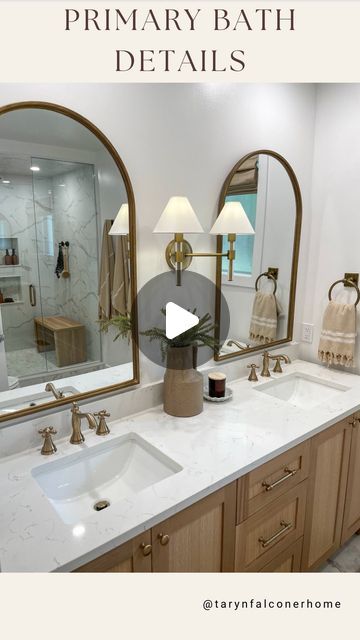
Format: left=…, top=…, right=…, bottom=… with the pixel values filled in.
left=0, top=101, right=138, bottom=422
left=214, top=149, right=302, bottom=360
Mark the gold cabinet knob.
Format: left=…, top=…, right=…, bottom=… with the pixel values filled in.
left=141, top=543, right=152, bottom=557
left=158, top=532, right=170, bottom=546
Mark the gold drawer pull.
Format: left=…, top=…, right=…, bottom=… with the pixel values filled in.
left=140, top=543, right=152, bottom=557
left=259, top=520, right=292, bottom=548
left=158, top=533, right=170, bottom=546
left=262, top=467, right=297, bottom=492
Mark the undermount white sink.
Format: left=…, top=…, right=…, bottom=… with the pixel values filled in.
left=32, top=433, right=182, bottom=525
left=255, top=372, right=350, bottom=409
left=0, top=386, right=79, bottom=415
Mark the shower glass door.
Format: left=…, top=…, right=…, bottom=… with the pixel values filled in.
left=31, top=157, right=101, bottom=377
left=0, top=155, right=46, bottom=387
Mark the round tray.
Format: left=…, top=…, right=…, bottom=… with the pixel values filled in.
left=203, top=387, right=233, bottom=403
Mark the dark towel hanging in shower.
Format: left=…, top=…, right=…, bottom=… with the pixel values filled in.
left=55, top=242, right=64, bottom=279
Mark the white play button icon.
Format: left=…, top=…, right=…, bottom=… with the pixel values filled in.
left=165, top=302, right=199, bottom=339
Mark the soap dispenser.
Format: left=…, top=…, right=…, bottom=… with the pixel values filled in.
left=4, top=249, right=11, bottom=265
left=11, top=249, right=18, bottom=265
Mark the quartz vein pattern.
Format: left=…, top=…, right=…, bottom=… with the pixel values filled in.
left=1, top=359, right=360, bottom=572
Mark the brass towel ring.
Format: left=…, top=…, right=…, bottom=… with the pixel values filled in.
left=255, top=272, right=277, bottom=295
left=328, top=279, right=360, bottom=307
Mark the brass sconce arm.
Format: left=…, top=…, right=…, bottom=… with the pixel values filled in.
left=166, top=232, right=237, bottom=286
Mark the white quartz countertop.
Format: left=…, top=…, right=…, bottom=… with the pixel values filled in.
left=1, top=359, right=360, bottom=573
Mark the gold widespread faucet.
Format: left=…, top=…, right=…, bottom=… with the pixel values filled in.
left=261, top=351, right=291, bottom=377
left=45, top=382, right=64, bottom=400
left=70, top=402, right=110, bottom=444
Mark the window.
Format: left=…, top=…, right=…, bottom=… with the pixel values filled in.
left=222, top=193, right=257, bottom=276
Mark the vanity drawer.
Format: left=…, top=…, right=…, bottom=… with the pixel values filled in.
left=259, top=538, right=303, bottom=573
left=235, top=482, right=307, bottom=572
left=237, top=440, right=310, bottom=523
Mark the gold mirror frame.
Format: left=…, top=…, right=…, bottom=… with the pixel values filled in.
left=0, top=101, right=139, bottom=422
left=214, top=149, right=302, bottom=362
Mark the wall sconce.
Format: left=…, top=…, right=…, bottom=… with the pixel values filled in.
left=153, top=197, right=254, bottom=286
left=108, top=203, right=129, bottom=236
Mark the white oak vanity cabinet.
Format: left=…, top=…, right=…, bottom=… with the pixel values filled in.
left=76, top=413, right=360, bottom=573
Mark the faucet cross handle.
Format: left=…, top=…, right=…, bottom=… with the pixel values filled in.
left=272, top=355, right=291, bottom=374
left=38, top=427, right=57, bottom=455
left=247, top=364, right=259, bottom=382
left=94, top=410, right=111, bottom=436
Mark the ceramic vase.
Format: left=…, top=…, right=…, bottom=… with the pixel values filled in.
left=163, top=345, right=203, bottom=417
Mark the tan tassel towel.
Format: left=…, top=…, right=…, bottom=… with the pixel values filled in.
left=112, top=236, right=130, bottom=315
left=98, top=220, right=115, bottom=321
left=249, top=291, right=278, bottom=344
left=318, top=301, right=356, bottom=367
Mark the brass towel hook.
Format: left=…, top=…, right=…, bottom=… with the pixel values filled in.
left=328, top=276, right=360, bottom=307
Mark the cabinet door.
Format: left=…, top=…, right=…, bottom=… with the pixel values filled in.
left=301, top=418, right=352, bottom=571
left=260, top=538, right=303, bottom=573
left=342, top=415, right=360, bottom=543
left=75, top=532, right=152, bottom=572
left=151, top=483, right=236, bottom=572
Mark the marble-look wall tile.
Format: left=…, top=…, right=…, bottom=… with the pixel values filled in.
left=0, top=177, right=44, bottom=353
left=46, top=163, right=101, bottom=362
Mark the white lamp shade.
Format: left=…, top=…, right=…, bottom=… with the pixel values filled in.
left=153, top=196, right=204, bottom=234
left=108, top=204, right=129, bottom=235
left=209, top=201, right=255, bottom=236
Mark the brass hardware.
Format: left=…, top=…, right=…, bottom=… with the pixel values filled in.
left=255, top=271, right=277, bottom=295
left=94, top=409, right=111, bottom=436
left=247, top=364, right=259, bottom=381
left=45, top=382, right=64, bottom=400
left=158, top=532, right=170, bottom=546
left=141, top=543, right=152, bottom=556
left=261, top=351, right=272, bottom=377
left=214, top=149, right=302, bottom=364
left=227, top=233, right=236, bottom=282
left=267, top=267, right=279, bottom=280
left=0, top=100, right=139, bottom=426
left=328, top=277, right=360, bottom=307
left=70, top=402, right=97, bottom=444
left=262, top=467, right=297, bottom=492
left=258, top=520, right=292, bottom=548
left=261, top=351, right=291, bottom=376
left=166, top=236, right=193, bottom=271
left=228, top=339, right=250, bottom=351
left=272, top=355, right=291, bottom=374
left=165, top=232, right=235, bottom=285
left=273, top=357, right=283, bottom=373
left=344, top=273, right=359, bottom=287
left=38, top=426, right=57, bottom=455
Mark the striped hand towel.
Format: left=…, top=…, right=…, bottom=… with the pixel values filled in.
left=318, top=300, right=356, bottom=367
left=249, top=291, right=278, bottom=344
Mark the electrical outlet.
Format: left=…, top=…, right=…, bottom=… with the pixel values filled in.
left=302, top=323, right=314, bottom=343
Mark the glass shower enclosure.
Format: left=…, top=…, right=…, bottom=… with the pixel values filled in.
left=0, top=155, right=101, bottom=388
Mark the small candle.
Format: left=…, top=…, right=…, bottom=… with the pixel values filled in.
left=208, top=372, right=226, bottom=398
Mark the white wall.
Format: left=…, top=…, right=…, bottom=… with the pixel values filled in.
left=0, top=84, right=317, bottom=383
left=300, top=84, right=360, bottom=371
